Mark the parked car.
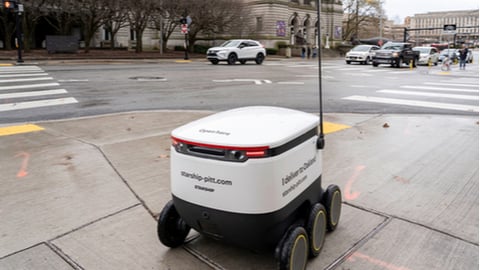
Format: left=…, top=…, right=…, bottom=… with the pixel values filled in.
left=438, top=49, right=458, bottom=63
left=455, top=48, right=474, bottom=63
left=413, top=46, right=439, bottom=65
left=345, top=45, right=380, bottom=65
left=206, top=39, right=266, bottom=65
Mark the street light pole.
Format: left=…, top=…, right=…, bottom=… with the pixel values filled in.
left=15, top=3, right=24, bottom=63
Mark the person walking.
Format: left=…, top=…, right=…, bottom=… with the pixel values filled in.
left=458, top=46, right=469, bottom=70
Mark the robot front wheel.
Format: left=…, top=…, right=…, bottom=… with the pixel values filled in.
left=277, top=203, right=328, bottom=270
left=157, top=200, right=191, bottom=248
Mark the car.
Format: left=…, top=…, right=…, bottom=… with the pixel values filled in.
left=438, top=49, right=458, bottom=63
left=345, top=45, right=379, bottom=65
left=413, top=46, right=439, bottom=65
left=455, top=48, right=474, bottom=63
left=206, top=39, right=266, bottom=65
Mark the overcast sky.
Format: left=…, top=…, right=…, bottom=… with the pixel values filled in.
left=383, top=0, right=479, bottom=23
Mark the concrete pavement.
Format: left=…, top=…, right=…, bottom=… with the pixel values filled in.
left=0, top=110, right=478, bottom=270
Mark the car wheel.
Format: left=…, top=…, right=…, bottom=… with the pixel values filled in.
left=210, top=59, right=219, bottom=65
left=255, top=53, right=265, bottom=65
left=227, top=53, right=237, bottom=65
left=305, top=203, right=327, bottom=258
left=365, top=57, right=371, bottom=65
left=372, top=62, right=378, bottom=67
left=277, top=227, right=309, bottom=270
left=239, top=60, right=246, bottom=64
left=396, top=58, right=403, bottom=68
left=157, top=200, right=190, bottom=248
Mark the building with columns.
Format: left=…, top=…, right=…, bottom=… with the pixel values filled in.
left=408, top=9, right=479, bottom=46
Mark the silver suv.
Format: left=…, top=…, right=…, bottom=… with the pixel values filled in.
left=206, top=39, right=266, bottom=65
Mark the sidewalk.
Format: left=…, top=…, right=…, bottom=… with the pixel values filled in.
left=0, top=110, right=478, bottom=269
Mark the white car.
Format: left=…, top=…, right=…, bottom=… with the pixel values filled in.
left=413, top=46, right=439, bottom=65
left=206, top=39, right=266, bottom=65
left=345, top=45, right=379, bottom=65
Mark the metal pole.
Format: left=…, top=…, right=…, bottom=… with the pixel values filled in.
left=15, top=7, right=23, bottom=63
left=184, top=33, right=189, bottom=60
left=316, top=0, right=324, bottom=149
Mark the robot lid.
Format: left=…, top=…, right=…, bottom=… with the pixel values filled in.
left=171, top=106, right=319, bottom=149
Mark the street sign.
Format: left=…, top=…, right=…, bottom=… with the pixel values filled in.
left=443, top=24, right=457, bottom=34
left=181, top=24, right=188, bottom=34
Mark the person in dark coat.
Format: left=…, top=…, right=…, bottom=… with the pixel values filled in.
left=458, top=46, right=469, bottom=70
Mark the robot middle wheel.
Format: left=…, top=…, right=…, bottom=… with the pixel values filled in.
left=157, top=200, right=191, bottom=248
left=305, top=203, right=327, bottom=257
left=323, top=184, right=342, bottom=232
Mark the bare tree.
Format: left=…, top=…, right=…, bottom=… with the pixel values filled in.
left=22, top=0, right=49, bottom=51
left=126, top=0, right=158, bottom=53
left=43, top=0, right=79, bottom=35
left=73, top=0, right=112, bottom=52
left=186, top=0, right=245, bottom=51
left=0, top=9, right=16, bottom=50
left=150, top=0, right=185, bottom=52
left=103, top=0, right=130, bottom=49
left=343, top=0, right=382, bottom=42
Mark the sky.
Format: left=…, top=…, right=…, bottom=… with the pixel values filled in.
left=383, top=0, right=479, bottom=23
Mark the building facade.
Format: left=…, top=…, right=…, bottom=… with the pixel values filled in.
left=408, top=9, right=479, bottom=46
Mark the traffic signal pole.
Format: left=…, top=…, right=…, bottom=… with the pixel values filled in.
left=3, top=0, right=23, bottom=63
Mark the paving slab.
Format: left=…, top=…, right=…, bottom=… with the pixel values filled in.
left=183, top=204, right=387, bottom=270
left=338, top=218, right=479, bottom=270
left=322, top=115, right=479, bottom=244
left=40, top=111, right=212, bottom=146
left=0, top=131, right=138, bottom=258
left=101, top=134, right=172, bottom=214
left=0, top=244, right=73, bottom=270
left=52, top=205, right=211, bottom=270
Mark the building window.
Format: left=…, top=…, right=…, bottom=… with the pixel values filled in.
left=256, top=17, right=263, bottom=32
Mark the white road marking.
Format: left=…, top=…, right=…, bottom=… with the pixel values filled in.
left=0, top=97, right=78, bottom=112
left=343, top=95, right=478, bottom=112
left=0, top=89, right=68, bottom=99
left=378, top=90, right=479, bottom=100
left=0, top=83, right=60, bottom=91
left=401, top=85, right=479, bottom=93
left=0, top=77, right=53, bottom=83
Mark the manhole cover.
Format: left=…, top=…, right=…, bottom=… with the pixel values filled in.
left=129, top=76, right=167, bottom=81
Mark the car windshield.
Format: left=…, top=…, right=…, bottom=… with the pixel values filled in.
left=413, top=47, right=430, bottom=54
left=381, top=43, right=402, bottom=50
left=440, top=49, right=455, bottom=56
left=219, top=40, right=242, bottom=47
left=351, top=45, right=371, bottom=52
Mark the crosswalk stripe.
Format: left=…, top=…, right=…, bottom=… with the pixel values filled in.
left=401, top=85, right=478, bottom=93
left=0, top=73, right=49, bottom=78
left=424, top=82, right=478, bottom=88
left=343, top=95, right=479, bottom=112
left=378, top=90, right=479, bottom=100
left=0, top=89, right=68, bottom=99
left=0, top=97, right=78, bottom=112
left=0, top=77, right=54, bottom=83
left=0, top=82, right=60, bottom=91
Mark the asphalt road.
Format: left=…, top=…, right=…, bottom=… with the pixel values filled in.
left=0, top=55, right=478, bottom=124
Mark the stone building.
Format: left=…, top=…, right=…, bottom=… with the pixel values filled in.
left=408, top=9, right=479, bottom=46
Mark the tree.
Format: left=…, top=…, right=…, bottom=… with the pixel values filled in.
left=44, top=0, right=79, bottom=35
left=21, top=0, right=50, bottom=51
left=0, top=8, right=15, bottom=50
left=126, top=0, right=158, bottom=53
left=185, top=0, right=245, bottom=52
left=103, top=0, right=130, bottom=49
left=74, top=0, right=112, bottom=52
left=343, top=0, right=382, bottom=42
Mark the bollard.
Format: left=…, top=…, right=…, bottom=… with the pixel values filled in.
left=409, top=60, right=413, bottom=70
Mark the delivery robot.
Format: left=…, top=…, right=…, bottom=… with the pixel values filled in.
left=157, top=106, right=342, bottom=270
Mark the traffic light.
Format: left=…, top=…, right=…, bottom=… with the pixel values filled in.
left=3, top=0, right=16, bottom=9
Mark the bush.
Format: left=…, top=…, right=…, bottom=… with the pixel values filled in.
left=193, top=44, right=209, bottom=54
left=276, top=41, right=288, bottom=49
left=266, top=48, right=278, bottom=55
left=174, top=45, right=185, bottom=51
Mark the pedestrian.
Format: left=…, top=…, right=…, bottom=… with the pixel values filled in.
left=458, top=46, right=469, bottom=70
left=312, top=46, right=318, bottom=58
left=301, top=47, right=306, bottom=59
left=307, top=46, right=311, bottom=59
